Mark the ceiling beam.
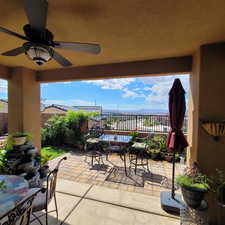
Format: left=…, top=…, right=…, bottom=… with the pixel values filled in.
left=0, top=65, right=10, bottom=80
left=37, top=56, right=192, bottom=83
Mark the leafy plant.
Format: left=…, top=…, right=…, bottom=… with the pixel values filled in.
left=0, top=149, right=8, bottom=174
left=129, top=131, right=139, bottom=141
left=40, top=153, right=51, bottom=166
left=176, top=173, right=209, bottom=191
left=64, top=111, right=90, bottom=145
left=147, top=136, right=159, bottom=149
left=6, top=132, right=33, bottom=150
left=41, top=115, right=67, bottom=146
left=209, top=169, right=225, bottom=192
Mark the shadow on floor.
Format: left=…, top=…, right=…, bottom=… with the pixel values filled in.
left=90, top=164, right=109, bottom=171
left=31, top=213, right=70, bottom=225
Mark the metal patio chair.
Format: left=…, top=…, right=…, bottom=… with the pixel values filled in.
left=31, top=156, right=67, bottom=225
left=129, top=135, right=152, bottom=174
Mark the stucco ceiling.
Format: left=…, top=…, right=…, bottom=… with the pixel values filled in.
left=0, top=0, right=225, bottom=70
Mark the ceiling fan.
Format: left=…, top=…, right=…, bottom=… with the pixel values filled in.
left=0, top=0, right=101, bottom=67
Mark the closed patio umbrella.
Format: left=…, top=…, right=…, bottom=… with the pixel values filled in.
left=161, top=78, right=188, bottom=214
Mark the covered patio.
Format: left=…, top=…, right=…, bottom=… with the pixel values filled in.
left=1, top=0, right=225, bottom=224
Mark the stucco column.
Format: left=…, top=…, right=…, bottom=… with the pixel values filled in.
left=188, top=42, right=225, bottom=224
left=8, top=67, right=41, bottom=149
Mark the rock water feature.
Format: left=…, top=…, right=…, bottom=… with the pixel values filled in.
left=6, top=142, right=42, bottom=187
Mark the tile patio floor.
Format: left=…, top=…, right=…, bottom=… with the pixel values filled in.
left=49, top=151, right=185, bottom=197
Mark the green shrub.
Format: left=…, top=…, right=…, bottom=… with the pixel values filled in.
left=41, top=115, right=67, bottom=146
left=65, top=111, right=89, bottom=145
left=176, top=173, right=209, bottom=191
left=41, top=110, right=95, bottom=147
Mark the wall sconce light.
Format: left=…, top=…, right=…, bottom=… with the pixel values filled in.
left=201, top=120, right=225, bottom=141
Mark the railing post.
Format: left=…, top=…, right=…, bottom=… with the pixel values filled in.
left=136, top=115, right=138, bottom=130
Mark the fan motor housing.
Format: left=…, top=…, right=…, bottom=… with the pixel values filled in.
left=23, top=24, right=54, bottom=45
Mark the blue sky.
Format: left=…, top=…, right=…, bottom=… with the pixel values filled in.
left=0, top=74, right=189, bottom=111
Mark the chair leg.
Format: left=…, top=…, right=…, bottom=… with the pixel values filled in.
left=54, top=193, right=59, bottom=220
left=134, top=155, right=138, bottom=174
left=45, top=209, right=48, bottom=225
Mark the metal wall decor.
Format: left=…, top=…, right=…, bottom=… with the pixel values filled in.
left=201, top=120, right=225, bottom=141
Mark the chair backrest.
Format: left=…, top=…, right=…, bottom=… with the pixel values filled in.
left=89, top=126, right=104, bottom=138
left=45, top=157, right=67, bottom=206
left=0, top=188, right=42, bottom=225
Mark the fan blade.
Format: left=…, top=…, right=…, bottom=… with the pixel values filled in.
left=54, top=41, right=101, bottom=54
left=24, top=0, right=48, bottom=30
left=0, top=27, right=29, bottom=41
left=2, top=47, right=25, bottom=56
left=52, top=50, right=72, bottom=67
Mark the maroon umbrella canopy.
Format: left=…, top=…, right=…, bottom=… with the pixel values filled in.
left=167, top=78, right=188, bottom=153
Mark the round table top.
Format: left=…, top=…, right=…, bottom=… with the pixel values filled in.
left=0, top=175, right=29, bottom=217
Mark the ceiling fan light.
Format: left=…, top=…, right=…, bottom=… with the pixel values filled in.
left=24, top=43, right=52, bottom=65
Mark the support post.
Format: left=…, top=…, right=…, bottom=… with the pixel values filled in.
left=8, top=67, right=41, bottom=149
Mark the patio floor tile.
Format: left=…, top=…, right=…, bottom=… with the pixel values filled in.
left=50, top=152, right=184, bottom=197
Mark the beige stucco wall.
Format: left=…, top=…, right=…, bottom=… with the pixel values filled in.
left=189, top=42, right=225, bottom=223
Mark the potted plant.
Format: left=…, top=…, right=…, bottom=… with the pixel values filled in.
left=38, top=153, right=51, bottom=178
left=7, top=133, right=32, bottom=149
left=176, top=169, right=209, bottom=209
left=150, top=149, right=160, bottom=160
left=210, top=169, right=225, bottom=206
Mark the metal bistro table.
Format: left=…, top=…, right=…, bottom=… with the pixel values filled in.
left=0, top=175, right=41, bottom=225
left=99, top=134, right=132, bottom=175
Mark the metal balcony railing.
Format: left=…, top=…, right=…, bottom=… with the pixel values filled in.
left=92, top=113, right=188, bottom=134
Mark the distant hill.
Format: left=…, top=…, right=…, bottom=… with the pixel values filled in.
left=103, top=108, right=168, bottom=115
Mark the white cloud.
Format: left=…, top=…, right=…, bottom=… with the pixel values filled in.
left=133, top=88, right=141, bottom=91
left=84, top=78, right=135, bottom=90
left=44, top=99, right=95, bottom=106
left=122, top=88, right=145, bottom=99
left=140, top=75, right=190, bottom=110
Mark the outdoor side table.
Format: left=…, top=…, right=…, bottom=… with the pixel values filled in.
left=180, top=201, right=209, bottom=225
left=86, top=151, right=103, bottom=167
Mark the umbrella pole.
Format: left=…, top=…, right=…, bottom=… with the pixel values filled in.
left=171, top=152, right=176, bottom=199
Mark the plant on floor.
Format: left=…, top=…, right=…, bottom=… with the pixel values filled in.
left=176, top=163, right=210, bottom=209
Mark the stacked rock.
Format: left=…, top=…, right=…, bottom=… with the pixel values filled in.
left=6, top=142, right=41, bottom=187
